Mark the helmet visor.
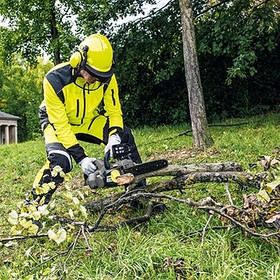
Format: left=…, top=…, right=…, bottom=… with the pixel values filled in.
left=84, top=64, right=114, bottom=83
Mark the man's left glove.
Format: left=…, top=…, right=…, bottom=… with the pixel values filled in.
left=105, top=133, right=121, bottom=158
left=78, top=157, right=97, bottom=176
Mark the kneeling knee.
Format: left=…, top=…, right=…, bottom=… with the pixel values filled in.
left=48, top=151, right=72, bottom=173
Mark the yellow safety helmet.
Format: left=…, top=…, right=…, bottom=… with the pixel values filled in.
left=70, top=34, right=114, bottom=79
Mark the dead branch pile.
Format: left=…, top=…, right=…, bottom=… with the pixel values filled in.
left=3, top=154, right=279, bottom=252
left=82, top=155, right=280, bottom=249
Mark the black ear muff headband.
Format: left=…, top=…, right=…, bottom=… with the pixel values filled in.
left=80, top=45, right=89, bottom=70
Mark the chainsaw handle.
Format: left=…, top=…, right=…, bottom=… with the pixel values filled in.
left=104, top=150, right=111, bottom=170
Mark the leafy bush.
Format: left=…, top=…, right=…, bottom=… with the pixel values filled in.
left=0, top=0, right=279, bottom=139
left=112, top=0, right=280, bottom=126
left=0, top=57, right=53, bottom=141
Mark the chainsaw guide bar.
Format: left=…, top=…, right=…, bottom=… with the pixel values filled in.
left=86, top=158, right=168, bottom=189
left=124, top=159, right=168, bottom=177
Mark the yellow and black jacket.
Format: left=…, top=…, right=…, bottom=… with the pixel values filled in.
left=39, top=62, right=123, bottom=163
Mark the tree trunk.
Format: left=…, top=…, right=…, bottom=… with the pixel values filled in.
left=179, top=0, right=214, bottom=149
left=49, top=1, right=61, bottom=65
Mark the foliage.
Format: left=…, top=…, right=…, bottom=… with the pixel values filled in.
left=0, top=113, right=280, bottom=279
left=0, top=0, right=156, bottom=64
left=196, top=0, right=280, bottom=120
left=0, top=0, right=279, bottom=132
left=0, top=0, right=81, bottom=64
left=0, top=28, right=17, bottom=64
left=111, top=0, right=187, bottom=127
left=89, top=0, right=279, bottom=126
left=197, top=0, right=279, bottom=83
left=72, top=0, right=156, bottom=35
left=0, top=56, right=53, bottom=141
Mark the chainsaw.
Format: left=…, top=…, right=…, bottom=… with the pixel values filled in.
left=86, top=143, right=168, bottom=189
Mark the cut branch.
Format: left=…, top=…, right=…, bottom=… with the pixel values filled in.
left=201, top=214, right=214, bottom=247
left=136, top=162, right=243, bottom=180
left=184, top=225, right=235, bottom=237
left=88, top=201, right=154, bottom=232
left=146, top=171, right=267, bottom=193
left=225, top=183, right=234, bottom=205
left=84, top=166, right=267, bottom=212
left=0, top=233, right=48, bottom=243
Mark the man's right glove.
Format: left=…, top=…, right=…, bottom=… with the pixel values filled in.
left=104, top=133, right=121, bottom=158
left=78, top=157, right=97, bottom=176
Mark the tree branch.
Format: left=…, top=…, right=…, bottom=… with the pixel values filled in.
left=88, top=201, right=154, bottom=232
left=195, top=0, right=237, bottom=18
left=184, top=225, right=235, bottom=238
left=134, top=162, right=243, bottom=181
left=225, top=182, right=234, bottom=205
left=274, top=0, right=280, bottom=8
left=0, top=233, right=48, bottom=243
left=84, top=168, right=267, bottom=212
left=201, top=213, right=214, bottom=247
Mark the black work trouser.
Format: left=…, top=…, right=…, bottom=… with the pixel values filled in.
left=26, top=125, right=143, bottom=206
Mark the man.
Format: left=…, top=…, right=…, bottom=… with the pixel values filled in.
left=27, top=34, right=143, bottom=206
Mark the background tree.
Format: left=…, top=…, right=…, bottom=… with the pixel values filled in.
left=0, top=56, right=53, bottom=141
left=179, top=0, right=214, bottom=148
left=196, top=0, right=280, bottom=118
left=0, top=0, right=279, bottom=142
left=0, top=0, right=157, bottom=65
left=0, top=0, right=80, bottom=64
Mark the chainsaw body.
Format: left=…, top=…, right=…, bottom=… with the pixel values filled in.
left=86, top=144, right=168, bottom=189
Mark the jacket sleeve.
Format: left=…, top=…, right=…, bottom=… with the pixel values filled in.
left=44, top=77, right=87, bottom=163
left=103, top=74, right=124, bottom=136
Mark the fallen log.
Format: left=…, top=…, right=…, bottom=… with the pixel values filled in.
left=137, top=162, right=243, bottom=179
left=147, top=171, right=267, bottom=193
left=81, top=154, right=280, bottom=250
left=113, top=162, right=245, bottom=188
left=84, top=161, right=267, bottom=211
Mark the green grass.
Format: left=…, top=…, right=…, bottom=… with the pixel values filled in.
left=0, top=112, right=280, bottom=280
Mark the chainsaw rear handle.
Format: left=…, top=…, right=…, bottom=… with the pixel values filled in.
left=104, top=143, right=132, bottom=170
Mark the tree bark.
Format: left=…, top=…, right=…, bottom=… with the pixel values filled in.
left=49, top=0, right=61, bottom=65
left=136, top=162, right=243, bottom=180
left=179, top=0, right=214, bottom=149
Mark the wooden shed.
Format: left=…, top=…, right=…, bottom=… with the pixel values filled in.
left=0, top=111, right=20, bottom=144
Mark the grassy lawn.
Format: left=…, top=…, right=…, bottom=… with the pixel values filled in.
left=0, top=112, right=279, bottom=280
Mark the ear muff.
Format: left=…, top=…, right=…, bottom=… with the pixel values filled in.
left=70, top=45, right=89, bottom=69
left=69, top=51, right=83, bottom=68
left=70, top=43, right=115, bottom=78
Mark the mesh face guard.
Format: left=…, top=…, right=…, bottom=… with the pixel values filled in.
left=84, top=64, right=111, bottom=84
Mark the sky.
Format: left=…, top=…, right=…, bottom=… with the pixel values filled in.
left=116, top=0, right=170, bottom=25
left=0, top=0, right=170, bottom=28
left=0, top=16, right=8, bottom=27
